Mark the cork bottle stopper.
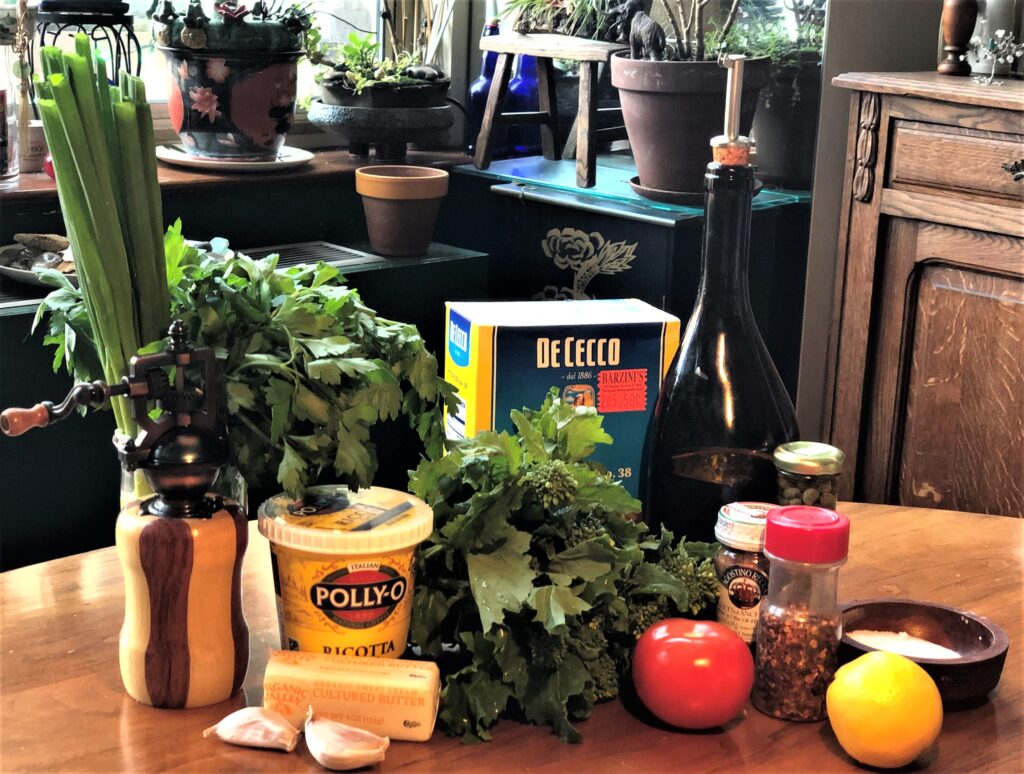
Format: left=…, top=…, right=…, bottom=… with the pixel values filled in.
left=711, top=54, right=751, bottom=167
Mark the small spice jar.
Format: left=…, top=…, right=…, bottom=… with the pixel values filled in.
left=752, top=506, right=850, bottom=722
left=773, top=442, right=845, bottom=508
left=713, top=502, right=773, bottom=646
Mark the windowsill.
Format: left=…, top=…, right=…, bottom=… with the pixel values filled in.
left=1, top=148, right=472, bottom=203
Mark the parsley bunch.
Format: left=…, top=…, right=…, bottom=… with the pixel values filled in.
left=409, top=390, right=719, bottom=743
left=34, top=221, right=458, bottom=496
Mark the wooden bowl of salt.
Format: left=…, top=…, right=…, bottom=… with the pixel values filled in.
left=840, top=599, right=1009, bottom=705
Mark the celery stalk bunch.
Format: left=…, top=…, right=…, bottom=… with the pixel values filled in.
left=35, top=34, right=169, bottom=437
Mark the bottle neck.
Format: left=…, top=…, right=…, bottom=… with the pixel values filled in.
left=480, top=24, right=499, bottom=78
left=513, top=54, right=537, bottom=80
left=697, top=164, right=755, bottom=315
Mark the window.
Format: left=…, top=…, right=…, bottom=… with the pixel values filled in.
left=29, top=1, right=469, bottom=148
left=33, top=1, right=384, bottom=103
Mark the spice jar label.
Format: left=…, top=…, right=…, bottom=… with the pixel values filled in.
left=716, top=565, right=769, bottom=642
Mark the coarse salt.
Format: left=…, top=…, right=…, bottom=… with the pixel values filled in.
left=847, top=629, right=961, bottom=660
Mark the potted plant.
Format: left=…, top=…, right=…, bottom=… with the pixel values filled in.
left=732, top=0, right=826, bottom=189
left=152, top=0, right=307, bottom=160
left=304, top=2, right=455, bottom=160
left=503, top=0, right=619, bottom=39
left=355, top=165, right=449, bottom=257
left=610, top=0, right=770, bottom=195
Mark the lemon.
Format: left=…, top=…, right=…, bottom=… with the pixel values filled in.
left=826, top=651, right=943, bottom=768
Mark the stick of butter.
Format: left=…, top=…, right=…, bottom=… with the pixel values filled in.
left=262, top=650, right=441, bottom=742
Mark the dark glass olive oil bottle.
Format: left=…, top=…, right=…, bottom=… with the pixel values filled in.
left=645, top=56, right=799, bottom=542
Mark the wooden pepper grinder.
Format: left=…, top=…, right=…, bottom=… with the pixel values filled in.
left=1, top=321, right=249, bottom=709
left=938, top=0, right=979, bottom=75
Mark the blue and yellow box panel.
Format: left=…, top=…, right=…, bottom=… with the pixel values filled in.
left=444, top=299, right=681, bottom=498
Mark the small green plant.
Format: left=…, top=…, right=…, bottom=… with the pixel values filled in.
left=308, top=30, right=429, bottom=94
left=503, top=0, right=613, bottom=40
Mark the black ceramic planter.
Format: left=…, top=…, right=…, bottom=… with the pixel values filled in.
left=162, top=47, right=300, bottom=159
left=319, top=79, right=451, bottom=108
left=154, top=17, right=302, bottom=160
left=611, top=54, right=769, bottom=194
left=313, top=81, right=453, bottom=161
left=751, top=56, right=823, bottom=190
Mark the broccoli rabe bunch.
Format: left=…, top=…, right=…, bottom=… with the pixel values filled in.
left=408, top=389, right=720, bottom=744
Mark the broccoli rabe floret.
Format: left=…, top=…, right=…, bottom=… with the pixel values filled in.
left=627, top=599, right=671, bottom=638
left=566, top=511, right=608, bottom=547
left=586, top=651, right=620, bottom=702
left=528, top=633, right=566, bottom=669
left=522, top=459, right=578, bottom=509
left=661, top=553, right=719, bottom=615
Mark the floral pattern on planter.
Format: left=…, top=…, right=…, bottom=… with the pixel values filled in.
left=533, top=227, right=638, bottom=300
left=164, top=49, right=298, bottom=159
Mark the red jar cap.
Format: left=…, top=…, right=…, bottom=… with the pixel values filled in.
left=764, top=506, right=850, bottom=564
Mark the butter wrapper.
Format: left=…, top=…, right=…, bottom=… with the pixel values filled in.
left=263, top=650, right=441, bottom=742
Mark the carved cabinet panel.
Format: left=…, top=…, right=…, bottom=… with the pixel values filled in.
left=828, top=73, right=1024, bottom=516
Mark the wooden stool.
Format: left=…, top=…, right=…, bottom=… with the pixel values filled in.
left=474, top=33, right=628, bottom=188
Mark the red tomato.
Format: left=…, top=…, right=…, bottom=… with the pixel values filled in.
left=43, top=154, right=55, bottom=180
left=632, top=619, right=754, bottom=729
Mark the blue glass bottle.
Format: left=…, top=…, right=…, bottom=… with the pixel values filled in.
left=507, top=54, right=541, bottom=156
left=467, top=19, right=503, bottom=156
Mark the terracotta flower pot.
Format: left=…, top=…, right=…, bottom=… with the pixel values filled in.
left=355, top=166, right=450, bottom=257
left=611, top=54, right=770, bottom=194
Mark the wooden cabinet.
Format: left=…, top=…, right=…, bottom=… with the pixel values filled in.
left=827, top=73, right=1023, bottom=516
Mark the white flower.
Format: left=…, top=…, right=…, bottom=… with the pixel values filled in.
left=206, top=59, right=231, bottom=84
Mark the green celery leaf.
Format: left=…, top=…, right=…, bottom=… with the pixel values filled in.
left=278, top=440, right=306, bottom=493
left=293, top=383, right=331, bottom=425
left=266, top=378, right=293, bottom=444
left=226, top=380, right=256, bottom=413
left=297, top=335, right=355, bottom=358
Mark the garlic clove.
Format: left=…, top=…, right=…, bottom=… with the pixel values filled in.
left=203, top=706, right=301, bottom=752
left=304, top=706, right=390, bottom=771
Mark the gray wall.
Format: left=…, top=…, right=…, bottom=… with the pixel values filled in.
left=796, top=0, right=945, bottom=438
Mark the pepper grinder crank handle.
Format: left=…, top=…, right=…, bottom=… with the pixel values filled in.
left=1, top=320, right=224, bottom=476
left=0, top=380, right=131, bottom=437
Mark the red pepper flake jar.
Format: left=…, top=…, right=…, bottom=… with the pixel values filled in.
left=751, top=506, right=850, bottom=721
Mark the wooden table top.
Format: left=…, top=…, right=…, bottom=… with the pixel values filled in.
left=1, top=149, right=471, bottom=203
left=1, top=503, right=1020, bottom=772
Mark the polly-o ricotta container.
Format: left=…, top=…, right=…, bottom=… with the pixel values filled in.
left=258, top=485, right=433, bottom=659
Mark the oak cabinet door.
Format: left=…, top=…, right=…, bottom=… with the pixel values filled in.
left=863, top=220, right=1024, bottom=515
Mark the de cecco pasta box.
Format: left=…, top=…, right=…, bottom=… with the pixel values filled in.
left=444, top=299, right=681, bottom=498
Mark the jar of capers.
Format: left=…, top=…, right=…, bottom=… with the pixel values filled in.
left=772, top=442, right=845, bottom=509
